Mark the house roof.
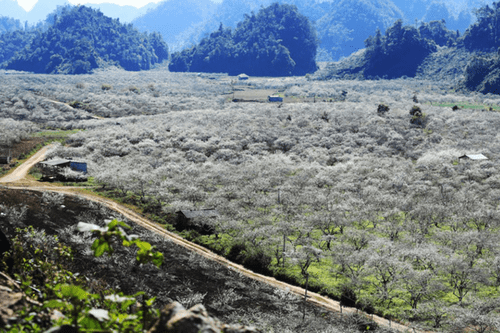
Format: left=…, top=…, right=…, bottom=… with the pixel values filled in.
left=459, top=154, right=488, bottom=160
left=40, top=159, right=87, bottom=166
left=177, top=209, right=219, bottom=219
left=40, top=159, right=71, bottom=166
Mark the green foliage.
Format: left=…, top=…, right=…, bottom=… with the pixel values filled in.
left=463, top=1, right=500, bottom=51
left=5, top=6, right=169, bottom=74
left=0, top=29, right=36, bottom=66
left=0, top=16, right=23, bottom=33
left=2, top=226, right=160, bottom=332
left=77, top=219, right=164, bottom=267
left=169, top=3, right=318, bottom=76
left=363, top=20, right=437, bottom=78
left=68, top=100, right=93, bottom=112
left=418, top=20, right=458, bottom=47
left=101, top=83, right=113, bottom=91
left=128, top=86, right=140, bottom=94
left=31, top=129, right=83, bottom=138
left=461, top=54, right=500, bottom=95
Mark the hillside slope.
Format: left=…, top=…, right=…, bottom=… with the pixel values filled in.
left=134, top=0, right=495, bottom=61
left=169, top=3, right=318, bottom=76
left=4, top=6, right=169, bottom=74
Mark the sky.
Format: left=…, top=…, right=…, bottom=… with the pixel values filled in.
left=16, top=0, right=221, bottom=11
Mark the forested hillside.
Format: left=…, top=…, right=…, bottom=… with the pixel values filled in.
left=0, top=30, right=36, bottom=65
left=0, top=16, right=23, bottom=33
left=4, top=5, right=169, bottom=74
left=363, top=20, right=439, bottom=79
left=133, top=0, right=492, bottom=61
left=318, top=0, right=500, bottom=90
left=453, top=2, right=500, bottom=94
left=169, top=3, right=318, bottom=77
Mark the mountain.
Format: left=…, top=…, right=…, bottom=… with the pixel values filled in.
left=137, top=0, right=493, bottom=61
left=310, top=0, right=404, bottom=60
left=0, top=0, right=159, bottom=24
left=0, top=29, right=35, bottom=64
left=132, top=0, right=217, bottom=51
left=4, top=5, right=169, bottom=74
left=392, top=0, right=485, bottom=32
left=169, top=3, right=318, bottom=76
left=25, top=0, right=71, bottom=23
left=87, top=2, right=159, bottom=23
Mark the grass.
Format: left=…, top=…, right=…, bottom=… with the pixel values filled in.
left=31, top=129, right=83, bottom=138
left=431, top=102, right=500, bottom=111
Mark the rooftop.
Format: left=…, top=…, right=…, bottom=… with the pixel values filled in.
left=177, top=209, right=219, bottom=219
left=459, top=154, right=488, bottom=160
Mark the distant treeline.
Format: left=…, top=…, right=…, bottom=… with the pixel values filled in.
left=169, top=3, right=318, bottom=76
left=459, top=1, right=500, bottom=94
left=0, top=16, right=24, bottom=33
left=318, top=0, right=500, bottom=94
left=363, top=20, right=449, bottom=79
left=2, top=6, right=169, bottom=74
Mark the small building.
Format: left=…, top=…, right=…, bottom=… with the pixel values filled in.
left=39, top=159, right=71, bottom=169
left=38, top=159, right=87, bottom=179
left=176, top=209, right=219, bottom=235
left=458, top=154, right=488, bottom=161
left=0, top=149, right=12, bottom=164
left=268, top=94, right=283, bottom=102
left=238, top=73, right=249, bottom=80
left=0, top=156, right=11, bottom=164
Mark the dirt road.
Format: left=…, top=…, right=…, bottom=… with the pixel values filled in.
left=0, top=148, right=423, bottom=333
left=0, top=145, right=53, bottom=184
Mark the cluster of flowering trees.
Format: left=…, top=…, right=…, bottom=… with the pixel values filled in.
left=0, top=118, right=37, bottom=147
left=4, top=69, right=500, bottom=329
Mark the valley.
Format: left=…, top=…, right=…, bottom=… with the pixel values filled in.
left=2, top=67, right=500, bottom=332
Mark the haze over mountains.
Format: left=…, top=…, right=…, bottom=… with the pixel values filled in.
left=0, top=0, right=159, bottom=23
left=1, top=0, right=496, bottom=61
left=131, top=0, right=496, bottom=60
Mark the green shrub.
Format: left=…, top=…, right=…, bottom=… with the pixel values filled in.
left=243, top=251, right=272, bottom=275
left=128, top=86, right=140, bottom=94
left=340, top=285, right=357, bottom=308
left=101, top=84, right=112, bottom=91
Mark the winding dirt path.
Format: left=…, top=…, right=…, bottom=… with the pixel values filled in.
left=0, top=145, right=53, bottom=184
left=0, top=148, right=425, bottom=333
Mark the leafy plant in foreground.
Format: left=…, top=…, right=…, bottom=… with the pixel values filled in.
left=2, top=225, right=161, bottom=332
left=77, top=219, right=164, bottom=267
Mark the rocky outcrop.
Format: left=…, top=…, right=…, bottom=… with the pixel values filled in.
left=148, top=302, right=260, bottom=333
left=0, top=272, right=42, bottom=327
left=0, top=285, right=24, bottom=327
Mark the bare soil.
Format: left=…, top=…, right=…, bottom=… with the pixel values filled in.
left=0, top=137, right=46, bottom=172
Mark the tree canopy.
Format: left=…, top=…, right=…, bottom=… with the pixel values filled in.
left=462, top=1, right=500, bottom=51
left=0, top=16, right=23, bottom=34
left=169, top=3, right=318, bottom=76
left=5, top=6, right=169, bottom=74
left=0, top=29, right=36, bottom=66
left=363, top=19, right=437, bottom=79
